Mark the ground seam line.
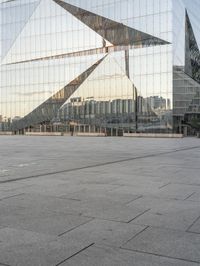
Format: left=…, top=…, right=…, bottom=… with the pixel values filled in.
left=127, top=209, right=151, bottom=223
left=58, top=218, right=94, bottom=237
left=186, top=214, right=200, bottom=232
left=122, top=226, right=149, bottom=246
left=55, top=243, right=95, bottom=266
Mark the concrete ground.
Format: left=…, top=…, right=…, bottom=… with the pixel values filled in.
left=0, top=136, right=200, bottom=266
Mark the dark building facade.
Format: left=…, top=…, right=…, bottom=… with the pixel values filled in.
left=0, top=0, right=200, bottom=134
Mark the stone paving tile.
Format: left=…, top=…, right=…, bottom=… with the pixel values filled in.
left=112, top=182, right=198, bottom=200
left=108, top=183, right=161, bottom=195
left=0, top=208, right=92, bottom=236
left=8, top=179, right=121, bottom=198
left=61, top=245, right=199, bottom=266
left=123, top=227, right=200, bottom=263
left=130, top=209, right=200, bottom=231
left=57, top=197, right=149, bottom=223
left=85, top=206, right=149, bottom=223
left=0, top=227, right=92, bottom=266
left=162, top=167, right=200, bottom=185
left=59, top=219, right=146, bottom=247
left=0, top=137, right=200, bottom=265
left=153, top=183, right=200, bottom=200
left=60, top=189, right=141, bottom=204
left=127, top=195, right=200, bottom=210
left=110, top=177, right=167, bottom=189
left=128, top=196, right=200, bottom=230
left=0, top=182, right=34, bottom=192
left=67, top=170, right=122, bottom=185
left=5, top=183, right=85, bottom=197
left=0, top=193, right=82, bottom=216
left=0, top=192, right=148, bottom=223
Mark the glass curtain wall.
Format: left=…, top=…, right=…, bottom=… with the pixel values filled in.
left=1, top=0, right=173, bottom=134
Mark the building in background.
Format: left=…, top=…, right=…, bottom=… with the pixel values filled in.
left=0, top=0, right=199, bottom=135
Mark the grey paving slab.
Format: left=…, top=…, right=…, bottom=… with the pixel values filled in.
left=112, top=180, right=199, bottom=200
left=4, top=182, right=86, bottom=197
left=55, top=197, right=149, bottom=222
left=59, top=189, right=141, bottom=204
left=0, top=136, right=200, bottom=265
left=0, top=182, right=34, bottom=192
left=0, top=227, right=54, bottom=247
left=88, top=205, right=149, bottom=223
left=61, top=245, right=199, bottom=266
left=0, top=208, right=92, bottom=236
left=171, top=174, right=200, bottom=185
left=0, top=227, right=92, bottom=266
left=153, top=183, right=200, bottom=200
left=127, top=195, right=200, bottom=210
left=5, top=177, right=121, bottom=197
left=0, top=192, right=148, bottom=223
left=109, top=182, right=164, bottom=195
left=128, top=196, right=200, bottom=230
left=59, top=219, right=146, bottom=247
left=1, top=193, right=82, bottom=216
left=123, top=227, right=200, bottom=263
left=130, top=208, right=200, bottom=231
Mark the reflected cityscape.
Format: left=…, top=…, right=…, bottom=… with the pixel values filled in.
left=0, top=0, right=200, bottom=135
left=58, top=95, right=171, bottom=133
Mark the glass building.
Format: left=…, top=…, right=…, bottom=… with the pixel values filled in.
left=0, top=0, right=199, bottom=135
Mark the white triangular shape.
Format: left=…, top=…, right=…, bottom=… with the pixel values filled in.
left=3, top=0, right=104, bottom=64
left=1, top=0, right=40, bottom=60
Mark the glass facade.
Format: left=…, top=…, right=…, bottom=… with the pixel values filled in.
left=0, top=0, right=199, bottom=135
left=173, top=0, right=200, bottom=134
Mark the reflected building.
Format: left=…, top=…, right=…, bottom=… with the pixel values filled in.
left=0, top=0, right=199, bottom=135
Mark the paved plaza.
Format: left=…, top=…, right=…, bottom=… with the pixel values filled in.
left=0, top=136, right=200, bottom=266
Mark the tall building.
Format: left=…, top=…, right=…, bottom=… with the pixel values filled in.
left=0, top=0, right=199, bottom=134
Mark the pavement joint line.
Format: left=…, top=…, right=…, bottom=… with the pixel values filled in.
left=82, top=217, right=134, bottom=224
left=0, top=193, right=25, bottom=201
left=58, top=218, right=94, bottom=237
left=55, top=243, right=95, bottom=266
left=125, top=195, right=143, bottom=205
left=88, top=214, right=155, bottom=224
left=58, top=197, right=81, bottom=202
left=0, top=263, right=11, bottom=266
left=119, top=247, right=200, bottom=264
left=186, top=214, right=200, bottom=232
left=122, top=226, right=149, bottom=246
left=70, top=215, right=149, bottom=224
left=1, top=145, right=200, bottom=185
left=184, top=192, right=196, bottom=200
left=159, top=182, right=171, bottom=189
left=127, top=209, right=151, bottom=223
left=187, top=230, right=200, bottom=235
